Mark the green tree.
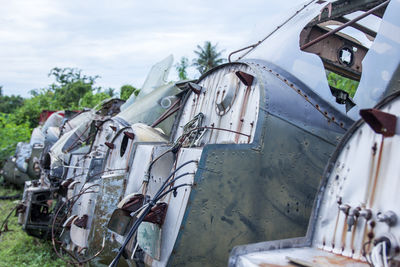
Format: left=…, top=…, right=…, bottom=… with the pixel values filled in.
left=14, top=89, right=58, bottom=128
left=175, top=57, right=189, bottom=80
left=13, top=68, right=101, bottom=128
left=0, top=87, right=24, bottom=114
left=327, top=71, right=359, bottom=98
left=105, top=87, right=116, bottom=97
left=0, top=113, right=31, bottom=165
left=120, top=85, right=139, bottom=100
left=79, top=91, right=111, bottom=108
left=192, top=41, right=225, bottom=75
left=48, top=67, right=99, bottom=109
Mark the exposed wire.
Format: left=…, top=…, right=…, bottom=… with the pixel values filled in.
left=157, top=172, right=195, bottom=201
left=0, top=194, right=21, bottom=200
left=51, top=185, right=101, bottom=265
left=155, top=183, right=193, bottom=202
left=176, top=125, right=251, bottom=145
left=228, top=0, right=316, bottom=62
left=0, top=205, right=18, bottom=236
left=109, top=161, right=197, bottom=267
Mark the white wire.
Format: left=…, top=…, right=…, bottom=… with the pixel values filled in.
left=129, top=203, right=149, bottom=217
left=371, top=242, right=384, bottom=267
left=382, top=241, right=388, bottom=267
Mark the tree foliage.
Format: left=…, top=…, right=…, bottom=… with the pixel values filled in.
left=327, top=72, right=359, bottom=98
left=12, top=68, right=111, bottom=128
left=48, top=67, right=99, bottom=109
left=79, top=91, right=111, bottom=108
left=175, top=57, right=189, bottom=80
left=120, top=85, right=139, bottom=100
left=0, top=87, right=24, bottom=113
left=192, top=41, right=225, bottom=74
left=0, top=113, right=31, bottom=165
left=0, top=67, right=124, bottom=167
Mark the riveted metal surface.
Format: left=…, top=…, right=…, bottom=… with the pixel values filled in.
left=228, top=91, right=400, bottom=267
left=169, top=114, right=336, bottom=266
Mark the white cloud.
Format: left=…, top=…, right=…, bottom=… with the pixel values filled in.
left=0, top=0, right=304, bottom=96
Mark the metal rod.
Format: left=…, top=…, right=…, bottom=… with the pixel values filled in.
left=228, top=0, right=316, bottom=62
left=151, top=98, right=181, bottom=127
left=301, top=0, right=389, bottom=50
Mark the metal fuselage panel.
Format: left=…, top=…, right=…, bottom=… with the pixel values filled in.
left=313, top=93, right=400, bottom=259
left=164, top=62, right=349, bottom=266
left=228, top=92, right=400, bottom=267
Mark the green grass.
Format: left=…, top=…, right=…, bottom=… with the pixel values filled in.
left=0, top=184, right=68, bottom=267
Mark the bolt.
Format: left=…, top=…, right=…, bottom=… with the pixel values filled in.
left=360, top=209, right=372, bottom=220
left=339, top=204, right=350, bottom=215
left=377, top=211, right=397, bottom=226
left=372, top=142, right=377, bottom=155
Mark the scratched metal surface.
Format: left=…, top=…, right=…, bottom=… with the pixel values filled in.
left=164, top=59, right=349, bottom=266
left=169, top=115, right=334, bottom=266
left=142, top=148, right=201, bottom=267
left=236, top=247, right=369, bottom=266
left=313, top=92, right=400, bottom=260
left=174, top=63, right=259, bottom=145
left=227, top=94, right=400, bottom=267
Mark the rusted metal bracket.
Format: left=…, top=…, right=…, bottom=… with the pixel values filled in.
left=124, top=131, right=135, bottom=140
left=105, top=142, right=115, bottom=149
left=144, top=202, right=168, bottom=226
left=360, top=108, right=397, bottom=137
left=188, top=82, right=203, bottom=95
left=74, top=214, right=89, bottom=229
left=121, top=194, right=144, bottom=213
left=236, top=71, right=254, bottom=86
left=61, top=178, right=74, bottom=188
left=235, top=71, right=254, bottom=142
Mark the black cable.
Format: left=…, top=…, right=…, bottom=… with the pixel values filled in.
left=157, top=172, right=194, bottom=199
left=156, top=160, right=197, bottom=195
left=0, top=194, right=21, bottom=200
left=0, top=205, right=18, bottom=236
left=109, top=202, right=153, bottom=267
left=109, top=160, right=197, bottom=266
left=155, top=183, right=193, bottom=203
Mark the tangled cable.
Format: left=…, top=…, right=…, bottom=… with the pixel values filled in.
left=51, top=183, right=102, bottom=266
left=109, top=160, right=198, bottom=267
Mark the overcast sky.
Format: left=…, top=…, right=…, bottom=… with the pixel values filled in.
left=0, top=0, right=305, bottom=97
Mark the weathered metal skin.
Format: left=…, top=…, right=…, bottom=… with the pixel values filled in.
left=227, top=89, right=400, bottom=267
left=14, top=0, right=400, bottom=265
left=166, top=60, right=351, bottom=266
left=16, top=100, right=124, bottom=238
left=15, top=57, right=354, bottom=265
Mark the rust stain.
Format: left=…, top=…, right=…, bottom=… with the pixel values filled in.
left=350, top=217, right=358, bottom=254
left=369, top=136, right=384, bottom=206
left=259, top=264, right=293, bottom=267
left=235, top=84, right=251, bottom=143
left=340, top=214, right=348, bottom=250
left=313, top=254, right=368, bottom=266
left=361, top=221, right=369, bottom=254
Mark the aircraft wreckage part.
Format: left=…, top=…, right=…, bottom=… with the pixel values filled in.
left=16, top=56, right=354, bottom=266
left=107, top=60, right=350, bottom=266
left=62, top=124, right=171, bottom=263
left=117, top=83, right=182, bottom=136
left=228, top=91, right=400, bottom=266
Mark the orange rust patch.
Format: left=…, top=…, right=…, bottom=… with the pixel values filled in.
left=313, top=254, right=368, bottom=266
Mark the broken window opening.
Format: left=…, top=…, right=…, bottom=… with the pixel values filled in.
left=300, top=0, right=388, bottom=106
